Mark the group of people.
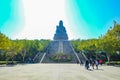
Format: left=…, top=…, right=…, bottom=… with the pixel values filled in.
left=85, top=59, right=103, bottom=70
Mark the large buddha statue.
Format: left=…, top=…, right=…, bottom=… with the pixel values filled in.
left=53, top=20, right=68, bottom=40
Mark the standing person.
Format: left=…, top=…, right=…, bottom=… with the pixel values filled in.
left=91, top=60, right=95, bottom=69
left=99, top=59, right=103, bottom=65
left=95, top=59, right=99, bottom=69
left=89, top=59, right=92, bottom=66
left=85, top=60, right=89, bottom=70
left=77, top=60, right=79, bottom=64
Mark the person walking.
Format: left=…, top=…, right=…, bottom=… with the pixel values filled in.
left=99, top=59, right=103, bottom=65
left=95, top=59, right=99, bottom=69
left=91, top=60, right=95, bottom=69
left=85, top=60, right=89, bottom=70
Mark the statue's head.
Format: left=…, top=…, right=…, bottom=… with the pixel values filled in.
left=59, top=20, right=63, bottom=26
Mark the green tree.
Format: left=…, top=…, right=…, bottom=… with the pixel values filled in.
left=6, top=41, right=22, bottom=63
left=0, top=32, right=11, bottom=51
left=102, top=21, right=120, bottom=62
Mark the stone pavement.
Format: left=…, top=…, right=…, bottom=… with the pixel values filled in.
left=0, top=64, right=120, bottom=80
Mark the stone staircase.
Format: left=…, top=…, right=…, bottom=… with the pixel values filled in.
left=62, top=41, right=78, bottom=63
left=41, top=40, right=87, bottom=63
left=47, top=41, right=59, bottom=54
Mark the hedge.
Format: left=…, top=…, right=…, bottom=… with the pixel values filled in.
left=105, top=61, right=120, bottom=65
left=50, top=53, right=72, bottom=62
left=0, top=61, right=21, bottom=65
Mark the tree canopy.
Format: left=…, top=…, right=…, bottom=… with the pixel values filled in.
left=0, top=33, right=50, bottom=62
left=71, top=21, right=120, bottom=62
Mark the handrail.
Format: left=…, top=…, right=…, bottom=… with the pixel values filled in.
left=69, top=42, right=81, bottom=63
left=39, top=41, right=52, bottom=63
left=33, top=52, right=40, bottom=62
left=40, top=52, right=46, bottom=63
left=81, top=52, right=88, bottom=60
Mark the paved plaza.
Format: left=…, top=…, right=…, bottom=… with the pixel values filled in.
left=0, top=64, right=120, bottom=80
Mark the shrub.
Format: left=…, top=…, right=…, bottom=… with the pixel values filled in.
left=106, top=61, right=120, bottom=65
left=50, top=52, right=72, bottom=62
left=0, top=61, right=20, bottom=65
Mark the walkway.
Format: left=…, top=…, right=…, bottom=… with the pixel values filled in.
left=0, top=64, right=120, bottom=80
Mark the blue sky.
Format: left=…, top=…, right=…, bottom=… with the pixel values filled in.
left=66, top=0, right=120, bottom=39
left=0, top=0, right=120, bottom=40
